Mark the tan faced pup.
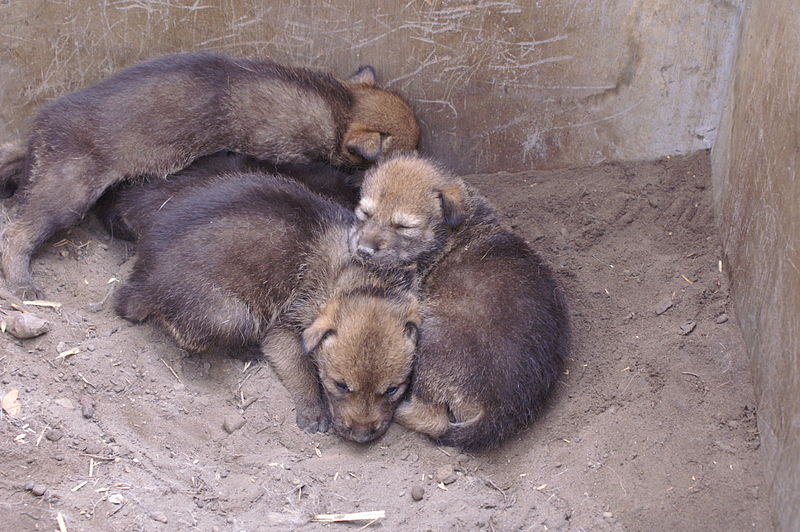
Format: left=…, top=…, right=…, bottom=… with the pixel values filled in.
left=350, top=156, right=467, bottom=270
left=113, top=168, right=419, bottom=440
left=302, top=291, right=419, bottom=442
left=1, top=52, right=419, bottom=297
left=351, top=155, right=570, bottom=450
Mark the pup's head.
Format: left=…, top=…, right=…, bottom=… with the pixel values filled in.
left=349, top=155, right=468, bottom=268
left=302, top=290, right=420, bottom=443
left=338, top=66, right=420, bottom=168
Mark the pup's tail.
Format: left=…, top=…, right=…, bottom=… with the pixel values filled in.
left=433, top=411, right=510, bottom=451
left=0, top=141, right=27, bottom=198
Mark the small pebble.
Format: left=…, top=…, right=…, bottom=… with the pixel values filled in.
left=679, top=320, right=697, bottom=335
left=655, top=297, right=673, bottom=315
left=6, top=312, right=49, bottom=339
left=411, top=486, right=425, bottom=501
left=715, top=313, right=729, bottom=324
left=80, top=394, right=95, bottom=419
left=603, top=511, right=614, bottom=519
left=83, top=442, right=103, bottom=455
left=24, top=481, right=34, bottom=491
left=54, top=398, right=74, bottom=409
left=31, top=484, right=47, bottom=497
left=435, top=464, right=457, bottom=485
left=223, top=413, right=246, bottom=434
left=45, top=429, right=63, bottom=442
left=86, top=344, right=96, bottom=352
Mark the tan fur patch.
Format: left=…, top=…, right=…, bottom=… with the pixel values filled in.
left=350, top=155, right=467, bottom=267
left=340, top=85, right=419, bottom=165
left=309, top=293, right=419, bottom=443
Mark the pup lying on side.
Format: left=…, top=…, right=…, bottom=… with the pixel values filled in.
left=114, top=169, right=420, bottom=442
left=1, top=51, right=419, bottom=297
left=93, top=150, right=360, bottom=241
left=350, top=155, right=570, bottom=450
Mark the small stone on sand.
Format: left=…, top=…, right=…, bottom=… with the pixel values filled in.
left=655, top=297, right=673, bottom=315
left=149, top=512, right=168, bottom=523
left=6, top=312, right=49, bottom=339
left=411, top=485, right=425, bottom=501
left=435, top=464, right=457, bottom=485
left=79, top=394, right=95, bottom=418
left=223, top=413, right=246, bottom=434
left=54, top=398, right=74, bottom=409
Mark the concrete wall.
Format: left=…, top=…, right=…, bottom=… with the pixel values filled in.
left=0, top=0, right=740, bottom=173
left=711, top=1, right=800, bottom=530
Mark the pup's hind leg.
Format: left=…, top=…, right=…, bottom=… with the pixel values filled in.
left=1, top=159, right=119, bottom=297
left=261, top=327, right=330, bottom=434
left=395, top=395, right=450, bottom=438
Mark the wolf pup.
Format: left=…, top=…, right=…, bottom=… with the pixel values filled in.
left=350, top=155, right=570, bottom=450
left=93, top=150, right=361, bottom=241
left=114, top=170, right=419, bottom=441
left=1, top=52, right=419, bottom=297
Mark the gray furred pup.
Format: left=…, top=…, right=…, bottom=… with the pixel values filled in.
left=114, top=168, right=420, bottom=442
left=0, top=52, right=419, bottom=297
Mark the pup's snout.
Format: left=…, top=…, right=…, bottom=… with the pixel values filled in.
left=356, top=244, right=375, bottom=258
left=348, top=422, right=382, bottom=443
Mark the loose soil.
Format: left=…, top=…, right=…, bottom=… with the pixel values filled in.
left=0, top=151, right=771, bottom=531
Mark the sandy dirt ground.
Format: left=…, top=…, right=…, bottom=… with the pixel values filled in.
left=0, top=151, right=772, bottom=531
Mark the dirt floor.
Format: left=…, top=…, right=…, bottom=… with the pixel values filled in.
left=0, top=151, right=772, bottom=531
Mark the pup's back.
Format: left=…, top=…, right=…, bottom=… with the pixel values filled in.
left=409, top=213, right=569, bottom=450
left=95, top=151, right=359, bottom=240
left=115, top=172, right=352, bottom=351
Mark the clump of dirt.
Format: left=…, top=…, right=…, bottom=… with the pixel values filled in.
left=0, top=151, right=771, bottom=530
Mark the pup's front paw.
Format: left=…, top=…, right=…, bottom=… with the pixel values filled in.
left=295, top=402, right=330, bottom=434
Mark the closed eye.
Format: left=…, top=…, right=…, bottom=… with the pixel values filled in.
left=355, top=207, right=371, bottom=221
left=334, top=381, right=350, bottom=393
left=383, top=386, right=399, bottom=397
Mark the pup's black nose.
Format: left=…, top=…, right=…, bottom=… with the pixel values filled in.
left=356, top=244, right=375, bottom=258
left=348, top=426, right=378, bottom=443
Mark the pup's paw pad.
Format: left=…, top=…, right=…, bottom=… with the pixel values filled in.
left=296, top=406, right=330, bottom=434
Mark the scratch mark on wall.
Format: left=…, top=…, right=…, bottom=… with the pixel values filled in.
left=490, top=55, right=573, bottom=70
left=414, top=98, right=458, bottom=118
left=543, top=101, right=641, bottom=132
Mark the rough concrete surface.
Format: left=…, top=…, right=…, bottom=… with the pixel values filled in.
left=1, top=0, right=740, bottom=173
left=712, top=1, right=800, bottom=530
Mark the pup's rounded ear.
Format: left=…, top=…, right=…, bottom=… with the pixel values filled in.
left=345, top=130, right=383, bottom=162
left=347, top=65, right=377, bottom=86
left=435, top=183, right=467, bottom=228
left=404, top=321, right=420, bottom=347
left=302, top=302, right=337, bottom=355
left=404, top=306, right=422, bottom=347
left=301, top=323, right=335, bottom=355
